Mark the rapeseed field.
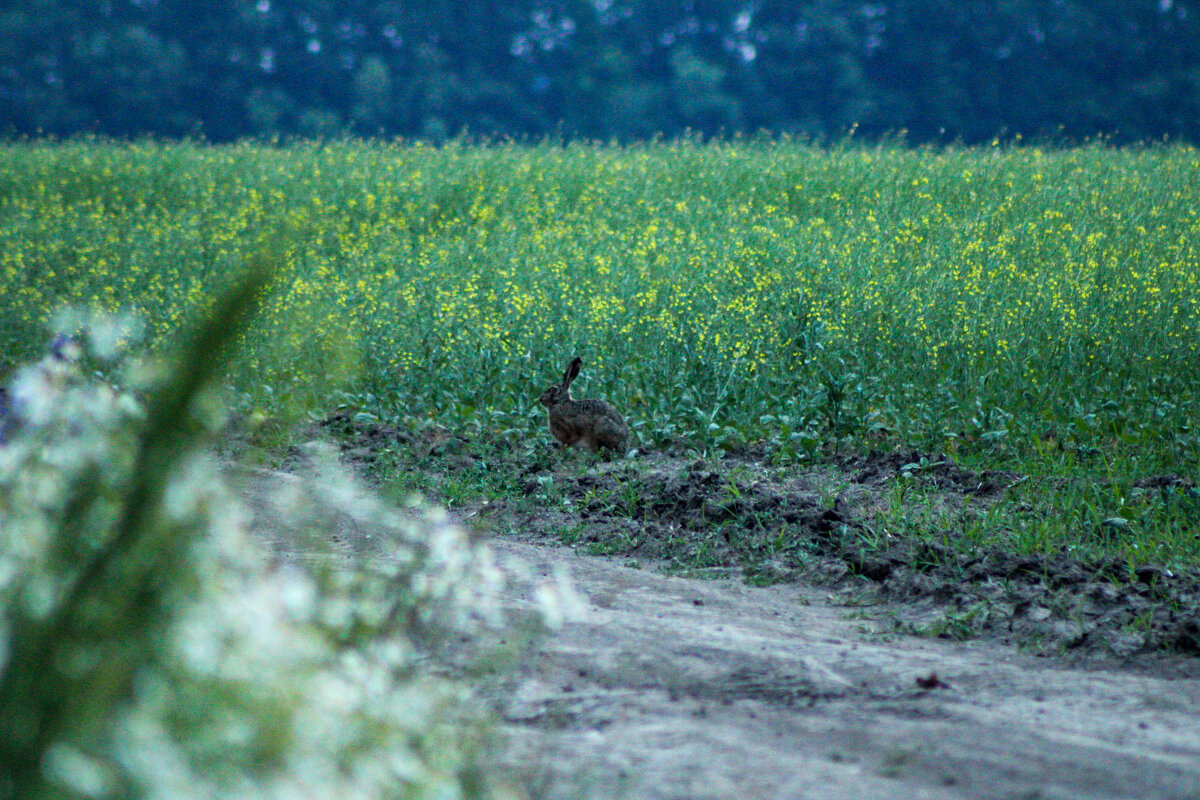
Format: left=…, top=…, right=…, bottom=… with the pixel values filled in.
left=3, top=138, right=1199, bottom=563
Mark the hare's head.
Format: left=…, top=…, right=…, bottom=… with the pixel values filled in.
left=538, top=384, right=566, bottom=407
left=538, top=357, right=582, bottom=408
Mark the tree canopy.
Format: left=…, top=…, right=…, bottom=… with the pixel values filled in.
left=2, top=0, right=1197, bottom=143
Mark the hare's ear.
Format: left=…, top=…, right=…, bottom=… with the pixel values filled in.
left=563, top=357, right=583, bottom=387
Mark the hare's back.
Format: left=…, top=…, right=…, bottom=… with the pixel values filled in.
left=571, top=398, right=626, bottom=424
left=581, top=399, right=630, bottom=450
left=548, top=398, right=629, bottom=451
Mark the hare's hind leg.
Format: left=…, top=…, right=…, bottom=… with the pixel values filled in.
left=589, top=423, right=628, bottom=455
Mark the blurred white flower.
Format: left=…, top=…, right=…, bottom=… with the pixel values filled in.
left=1, top=313, right=542, bottom=799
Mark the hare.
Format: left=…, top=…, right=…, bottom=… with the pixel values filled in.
left=538, top=357, right=630, bottom=453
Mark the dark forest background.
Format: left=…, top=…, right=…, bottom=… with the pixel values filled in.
left=2, top=0, right=1198, bottom=144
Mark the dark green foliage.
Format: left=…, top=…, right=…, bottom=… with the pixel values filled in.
left=1, top=1, right=1198, bottom=143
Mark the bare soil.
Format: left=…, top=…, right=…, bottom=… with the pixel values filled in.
left=314, top=411, right=1200, bottom=661
left=495, top=450, right=1200, bottom=660
left=486, top=536, right=1200, bottom=800
left=265, top=415, right=1200, bottom=798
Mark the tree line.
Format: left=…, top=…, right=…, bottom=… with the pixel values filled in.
left=3, top=0, right=1198, bottom=143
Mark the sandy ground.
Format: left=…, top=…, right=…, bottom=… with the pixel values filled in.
left=485, top=537, right=1200, bottom=800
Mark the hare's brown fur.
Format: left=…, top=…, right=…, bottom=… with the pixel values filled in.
left=539, top=357, right=629, bottom=452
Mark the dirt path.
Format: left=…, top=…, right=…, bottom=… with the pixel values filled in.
left=237, top=456, right=1200, bottom=799
left=486, top=537, right=1200, bottom=800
